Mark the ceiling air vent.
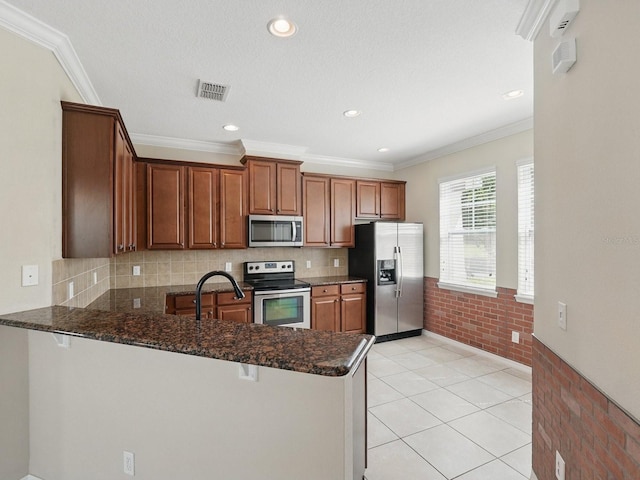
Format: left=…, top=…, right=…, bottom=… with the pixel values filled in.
left=197, top=80, right=229, bottom=102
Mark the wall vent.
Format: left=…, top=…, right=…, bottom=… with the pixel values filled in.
left=197, top=80, right=229, bottom=101
left=549, top=0, right=580, bottom=37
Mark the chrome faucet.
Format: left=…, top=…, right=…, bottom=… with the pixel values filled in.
left=195, top=271, right=245, bottom=321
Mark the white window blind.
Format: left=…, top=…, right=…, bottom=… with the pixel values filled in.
left=517, top=161, right=534, bottom=297
left=439, top=170, right=496, bottom=291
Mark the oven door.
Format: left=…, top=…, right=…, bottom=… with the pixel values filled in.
left=253, top=288, right=311, bottom=329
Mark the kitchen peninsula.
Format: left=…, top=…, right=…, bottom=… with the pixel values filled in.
left=0, top=288, right=373, bottom=480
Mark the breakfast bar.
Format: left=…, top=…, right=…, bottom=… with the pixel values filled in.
left=0, top=299, right=373, bottom=480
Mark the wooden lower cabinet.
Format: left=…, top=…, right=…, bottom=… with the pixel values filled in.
left=311, top=282, right=366, bottom=333
left=216, top=291, right=253, bottom=323
left=165, top=293, right=215, bottom=319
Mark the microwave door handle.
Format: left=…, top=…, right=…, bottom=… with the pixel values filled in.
left=291, top=221, right=297, bottom=242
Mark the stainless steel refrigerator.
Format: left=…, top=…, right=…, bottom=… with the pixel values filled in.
left=349, top=222, right=424, bottom=341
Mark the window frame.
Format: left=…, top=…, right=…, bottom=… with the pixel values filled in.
left=516, top=158, right=534, bottom=304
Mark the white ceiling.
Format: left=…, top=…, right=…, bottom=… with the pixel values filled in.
left=4, top=0, right=532, bottom=170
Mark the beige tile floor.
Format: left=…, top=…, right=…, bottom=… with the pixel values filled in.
left=364, top=334, right=532, bottom=480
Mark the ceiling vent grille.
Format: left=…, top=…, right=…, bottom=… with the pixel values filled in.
left=197, top=80, right=229, bottom=101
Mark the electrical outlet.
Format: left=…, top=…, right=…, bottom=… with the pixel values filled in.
left=555, top=450, right=565, bottom=480
left=68, top=281, right=74, bottom=299
left=93, top=271, right=98, bottom=285
left=558, top=302, right=567, bottom=330
left=333, top=258, right=339, bottom=267
left=225, top=262, right=232, bottom=272
left=511, top=331, right=520, bottom=343
left=132, top=265, right=141, bottom=276
left=123, top=451, right=135, bottom=476
left=306, top=260, right=311, bottom=268
left=21, top=265, right=39, bottom=286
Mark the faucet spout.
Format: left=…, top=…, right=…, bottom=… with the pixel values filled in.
left=195, top=271, right=245, bottom=321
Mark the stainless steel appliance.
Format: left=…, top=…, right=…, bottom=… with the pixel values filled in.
left=248, top=215, right=303, bottom=247
left=244, top=260, right=311, bottom=329
left=348, top=222, right=424, bottom=341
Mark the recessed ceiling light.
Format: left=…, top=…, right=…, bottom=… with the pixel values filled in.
left=268, top=17, right=297, bottom=37
left=377, top=147, right=390, bottom=153
left=502, top=89, right=524, bottom=100
left=343, top=110, right=361, bottom=118
left=222, top=124, right=239, bottom=132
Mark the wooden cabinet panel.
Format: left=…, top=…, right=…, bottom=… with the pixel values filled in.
left=61, top=102, right=137, bottom=258
left=165, top=293, right=215, bottom=318
left=303, top=176, right=330, bottom=247
left=217, top=290, right=252, bottom=323
left=277, top=162, right=302, bottom=215
left=188, top=167, right=218, bottom=249
left=356, top=181, right=380, bottom=218
left=381, top=182, right=405, bottom=220
left=219, top=169, right=247, bottom=249
left=247, top=159, right=276, bottom=215
left=311, top=282, right=366, bottom=333
left=244, top=157, right=302, bottom=216
left=147, top=164, right=185, bottom=249
left=330, top=178, right=356, bottom=247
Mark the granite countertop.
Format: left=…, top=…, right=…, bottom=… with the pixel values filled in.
left=0, top=276, right=374, bottom=377
left=300, top=276, right=367, bottom=287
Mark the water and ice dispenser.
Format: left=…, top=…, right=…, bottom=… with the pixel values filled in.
left=377, top=259, right=396, bottom=285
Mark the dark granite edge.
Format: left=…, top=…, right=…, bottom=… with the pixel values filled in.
left=0, top=306, right=375, bottom=377
left=299, top=276, right=367, bottom=287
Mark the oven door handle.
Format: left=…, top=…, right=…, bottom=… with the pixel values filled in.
left=254, top=287, right=311, bottom=297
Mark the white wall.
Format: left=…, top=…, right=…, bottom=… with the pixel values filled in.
left=27, top=330, right=357, bottom=480
left=0, top=27, right=82, bottom=315
left=396, top=130, right=533, bottom=288
left=534, top=0, right=640, bottom=419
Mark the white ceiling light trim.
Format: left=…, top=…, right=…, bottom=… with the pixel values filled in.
left=0, top=0, right=101, bottom=104
left=267, top=17, right=297, bottom=38
left=516, top=0, right=559, bottom=41
left=130, top=133, right=243, bottom=156
left=343, top=110, right=362, bottom=118
left=396, top=117, right=534, bottom=170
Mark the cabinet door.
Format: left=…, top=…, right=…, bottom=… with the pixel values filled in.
left=114, top=123, right=127, bottom=254
left=124, top=142, right=136, bottom=252
left=303, top=176, right=330, bottom=247
left=188, top=167, right=219, bottom=249
left=248, top=159, right=276, bottom=215
left=380, top=182, right=405, bottom=220
left=216, top=304, right=252, bottom=323
left=219, top=169, right=247, bottom=249
left=311, top=294, right=340, bottom=331
left=276, top=162, right=301, bottom=215
left=330, top=178, right=356, bottom=247
left=341, top=293, right=366, bottom=334
left=147, top=164, right=185, bottom=249
left=356, top=181, right=380, bottom=218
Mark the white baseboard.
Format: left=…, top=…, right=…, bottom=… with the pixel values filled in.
left=422, top=330, right=532, bottom=374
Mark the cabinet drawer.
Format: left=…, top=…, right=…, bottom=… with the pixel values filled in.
left=340, top=283, right=365, bottom=295
left=312, top=285, right=340, bottom=297
left=173, top=293, right=214, bottom=310
left=217, top=290, right=251, bottom=305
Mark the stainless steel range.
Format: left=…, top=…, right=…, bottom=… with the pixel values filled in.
left=243, top=260, right=311, bottom=329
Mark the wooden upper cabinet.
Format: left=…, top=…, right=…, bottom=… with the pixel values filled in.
left=380, top=182, right=406, bottom=220
left=356, top=181, right=380, bottom=218
left=188, top=167, right=219, bottom=249
left=330, top=178, right=356, bottom=247
left=243, top=156, right=302, bottom=216
left=61, top=101, right=137, bottom=258
left=219, top=168, right=247, bottom=249
left=302, top=175, right=330, bottom=247
left=147, top=163, right=185, bottom=249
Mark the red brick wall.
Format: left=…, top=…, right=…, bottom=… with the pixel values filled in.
left=532, top=337, right=640, bottom=480
left=424, top=277, right=533, bottom=366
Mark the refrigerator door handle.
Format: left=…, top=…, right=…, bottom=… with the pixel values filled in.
left=397, top=246, right=404, bottom=297
left=394, top=246, right=401, bottom=298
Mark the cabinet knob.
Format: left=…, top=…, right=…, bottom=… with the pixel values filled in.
left=117, top=244, right=124, bottom=251
left=213, top=242, right=217, bottom=247
left=323, top=289, right=328, bottom=293
left=221, top=242, right=225, bottom=247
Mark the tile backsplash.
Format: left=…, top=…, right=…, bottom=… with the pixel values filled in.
left=111, top=248, right=349, bottom=289
left=52, top=258, right=111, bottom=307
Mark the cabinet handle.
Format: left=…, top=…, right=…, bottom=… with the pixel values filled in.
left=221, top=242, right=225, bottom=247
left=213, top=242, right=217, bottom=247
left=117, top=244, right=124, bottom=251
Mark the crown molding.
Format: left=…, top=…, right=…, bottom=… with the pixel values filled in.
left=396, top=117, right=534, bottom=170
left=240, top=139, right=308, bottom=160
left=301, top=153, right=394, bottom=172
left=0, top=0, right=100, bottom=104
left=130, top=133, right=243, bottom=156
left=516, top=0, right=559, bottom=41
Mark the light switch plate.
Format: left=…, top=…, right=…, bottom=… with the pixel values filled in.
left=558, top=302, right=567, bottom=330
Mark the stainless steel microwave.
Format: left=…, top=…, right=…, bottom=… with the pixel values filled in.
left=248, top=215, right=303, bottom=247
